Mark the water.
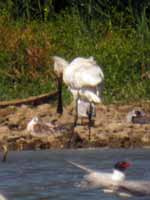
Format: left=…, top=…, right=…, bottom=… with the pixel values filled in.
left=0, top=148, right=150, bottom=200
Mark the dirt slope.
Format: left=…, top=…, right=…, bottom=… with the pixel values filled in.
left=0, top=102, right=150, bottom=151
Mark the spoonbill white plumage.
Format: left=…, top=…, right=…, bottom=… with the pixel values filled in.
left=53, top=56, right=104, bottom=139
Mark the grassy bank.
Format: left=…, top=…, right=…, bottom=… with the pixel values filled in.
left=0, top=9, right=150, bottom=103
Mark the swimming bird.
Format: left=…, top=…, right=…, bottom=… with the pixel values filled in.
left=27, top=117, right=56, bottom=136
left=53, top=56, right=104, bottom=139
left=68, top=160, right=130, bottom=190
left=126, top=109, right=150, bottom=124
left=69, top=160, right=150, bottom=197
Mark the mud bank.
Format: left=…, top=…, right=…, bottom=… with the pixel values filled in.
left=0, top=102, right=150, bottom=151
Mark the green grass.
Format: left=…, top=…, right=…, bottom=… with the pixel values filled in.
left=0, top=9, right=150, bottom=103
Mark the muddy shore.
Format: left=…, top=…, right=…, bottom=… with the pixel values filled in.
left=0, top=102, right=150, bottom=151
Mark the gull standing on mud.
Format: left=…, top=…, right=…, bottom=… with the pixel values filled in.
left=53, top=56, right=104, bottom=139
left=27, top=117, right=56, bottom=136
left=126, top=109, right=150, bottom=124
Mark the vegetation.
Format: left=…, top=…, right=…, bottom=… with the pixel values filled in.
left=0, top=1, right=150, bottom=103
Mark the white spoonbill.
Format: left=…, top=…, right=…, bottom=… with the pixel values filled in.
left=53, top=56, right=104, bottom=139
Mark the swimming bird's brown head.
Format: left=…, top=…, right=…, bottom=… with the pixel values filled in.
left=114, top=161, right=131, bottom=172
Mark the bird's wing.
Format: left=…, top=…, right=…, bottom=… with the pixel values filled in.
left=79, top=87, right=101, bottom=103
left=83, top=171, right=116, bottom=189
left=33, top=123, right=54, bottom=135
left=68, top=161, right=115, bottom=189
left=67, top=57, right=104, bottom=88
left=68, top=160, right=94, bottom=173
left=96, top=81, right=104, bottom=98
left=73, top=66, right=104, bottom=88
left=118, top=180, right=150, bottom=196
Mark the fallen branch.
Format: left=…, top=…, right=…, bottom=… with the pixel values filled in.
left=0, top=91, right=58, bottom=108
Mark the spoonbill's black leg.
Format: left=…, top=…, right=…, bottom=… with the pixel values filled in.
left=87, top=102, right=93, bottom=141
left=57, top=76, right=63, bottom=114
left=73, top=92, right=79, bottom=127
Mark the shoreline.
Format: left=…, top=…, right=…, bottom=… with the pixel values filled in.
left=0, top=102, right=150, bottom=151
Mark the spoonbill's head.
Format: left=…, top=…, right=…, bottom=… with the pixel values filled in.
left=52, top=56, right=69, bottom=77
left=114, top=161, right=131, bottom=172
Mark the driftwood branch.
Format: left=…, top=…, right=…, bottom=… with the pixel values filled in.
left=0, top=91, right=58, bottom=108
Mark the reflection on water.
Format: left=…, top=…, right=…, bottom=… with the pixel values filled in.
left=0, top=148, right=150, bottom=200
